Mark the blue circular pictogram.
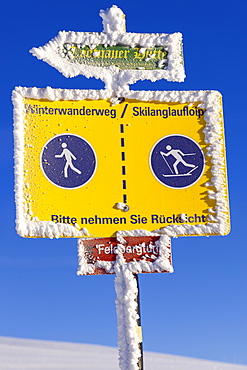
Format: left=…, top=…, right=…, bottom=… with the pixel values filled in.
left=150, top=135, right=205, bottom=189
left=40, top=134, right=97, bottom=189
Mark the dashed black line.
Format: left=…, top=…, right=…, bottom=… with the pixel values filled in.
left=122, top=166, right=126, bottom=175
left=120, top=123, right=127, bottom=204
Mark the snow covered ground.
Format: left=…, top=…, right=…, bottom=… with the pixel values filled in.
left=0, top=337, right=246, bottom=370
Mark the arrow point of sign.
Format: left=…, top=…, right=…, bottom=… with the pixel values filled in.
left=29, top=5, right=185, bottom=87
left=100, top=5, right=126, bottom=34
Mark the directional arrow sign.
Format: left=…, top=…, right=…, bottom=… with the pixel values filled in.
left=13, top=86, right=230, bottom=239
left=30, top=5, right=185, bottom=91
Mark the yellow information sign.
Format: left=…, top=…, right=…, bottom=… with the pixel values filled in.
left=13, top=87, right=230, bottom=238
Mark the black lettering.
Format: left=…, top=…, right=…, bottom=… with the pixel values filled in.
left=173, top=214, right=180, bottom=223
left=95, top=215, right=102, bottom=224
left=133, top=107, right=139, bottom=116
left=159, top=215, right=166, bottom=224
left=54, top=108, right=67, bottom=115
left=80, top=107, right=85, bottom=115
left=102, top=218, right=112, bottom=224
left=110, top=109, right=116, bottom=119
left=130, top=215, right=138, bottom=224
left=151, top=214, right=159, bottom=223
left=51, top=215, right=58, bottom=223
left=194, top=214, right=201, bottom=222
left=162, top=109, right=169, bottom=119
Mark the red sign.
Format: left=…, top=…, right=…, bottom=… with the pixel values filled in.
left=78, top=236, right=172, bottom=275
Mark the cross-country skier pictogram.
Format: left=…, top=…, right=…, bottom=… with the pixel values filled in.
left=55, top=142, right=81, bottom=178
left=160, top=145, right=198, bottom=177
left=150, top=135, right=205, bottom=189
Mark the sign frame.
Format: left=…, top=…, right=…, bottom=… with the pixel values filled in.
left=13, top=86, right=230, bottom=239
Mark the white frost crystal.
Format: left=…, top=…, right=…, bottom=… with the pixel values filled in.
left=114, top=248, right=141, bottom=370
left=100, top=5, right=126, bottom=34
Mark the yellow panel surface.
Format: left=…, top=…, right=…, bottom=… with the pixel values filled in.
left=21, top=96, right=229, bottom=237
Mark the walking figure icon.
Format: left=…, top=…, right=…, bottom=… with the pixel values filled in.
left=150, top=135, right=205, bottom=189
left=55, top=142, right=82, bottom=178
left=41, top=134, right=97, bottom=189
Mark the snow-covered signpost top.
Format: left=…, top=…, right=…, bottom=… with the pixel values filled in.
left=13, top=5, right=230, bottom=370
left=30, top=5, right=185, bottom=94
left=100, top=5, right=126, bottom=33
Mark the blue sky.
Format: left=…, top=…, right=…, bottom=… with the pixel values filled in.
left=1, top=0, right=247, bottom=365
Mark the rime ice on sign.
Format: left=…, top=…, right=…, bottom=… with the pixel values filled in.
left=30, top=5, right=185, bottom=94
left=13, top=86, right=230, bottom=239
left=77, top=234, right=173, bottom=275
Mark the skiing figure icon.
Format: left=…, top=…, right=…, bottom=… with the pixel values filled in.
left=160, top=145, right=198, bottom=177
left=55, top=142, right=81, bottom=178
left=150, top=134, right=205, bottom=189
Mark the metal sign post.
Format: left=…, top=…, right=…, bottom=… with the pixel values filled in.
left=13, top=5, right=230, bottom=370
left=77, top=234, right=172, bottom=370
left=134, top=274, right=144, bottom=370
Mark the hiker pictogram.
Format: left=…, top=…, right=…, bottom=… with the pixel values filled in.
left=40, top=134, right=97, bottom=189
left=55, top=142, right=82, bottom=178
left=150, top=135, right=205, bottom=189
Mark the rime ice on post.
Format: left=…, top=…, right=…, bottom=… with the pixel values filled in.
left=114, top=249, right=141, bottom=370
left=77, top=235, right=173, bottom=369
left=100, top=5, right=126, bottom=34
left=13, top=5, right=230, bottom=370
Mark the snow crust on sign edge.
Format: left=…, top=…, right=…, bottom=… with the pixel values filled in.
left=13, top=86, right=230, bottom=239
left=29, top=5, right=185, bottom=90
